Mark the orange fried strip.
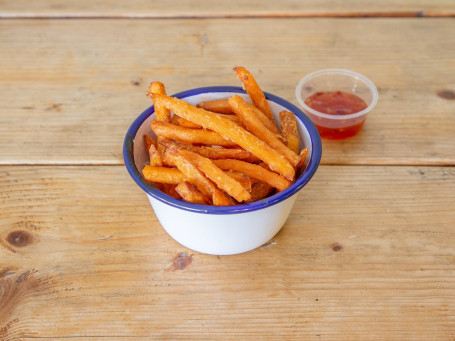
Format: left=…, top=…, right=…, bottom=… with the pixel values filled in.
left=171, top=115, right=202, bottom=129
left=148, top=144, right=162, bottom=167
left=144, top=134, right=157, bottom=150
left=156, top=137, right=169, bottom=165
left=279, top=110, right=300, bottom=155
left=144, top=162, right=251, bottom=195
left=212, top=189, right=236, bottom=206
left=196, top=99, right=234, bottom=114
left=164, top=146, right=234, bottom=206
left=142, top=166, right=185, bottom=184
left=218, top=114, right=242, bottom=125
left=150, top=93, right=295, bottom=181
left=194, top=146, right=260, bottom=163
left=175, top=182, right=211, bottom=205
left=171, top=113, right=241, bottom=129
left=150, top=120, right=237, bottom=148
left=159, top=140, right=260, bottom=163
left=228, top=95, right=300, bottom=167
left=296, top=147, right=309, bottom=171
left=144, top=134, right=157, bottom=151
left=147, top=82, right=171, bottom=122
left=163, top=147, right=213, bottom=197
left=233, top=66, right=273, bottom=120
left=224, top=170, right=252, bottom=193
left=178, top=149, right=251, bottom=202
left=246, top=181, right=275, bottom=203
left=227, top=96, right=280, bottom=135
left=162, top=184, right=181, bottom=199
left=247, top=103, right=281, bottom=135
left=212, top=159, right=292, bottom=192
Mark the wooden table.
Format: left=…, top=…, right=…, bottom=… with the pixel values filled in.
left=1, top=2, right=455, bottom=340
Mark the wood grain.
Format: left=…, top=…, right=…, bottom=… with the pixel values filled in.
left=0, top=0, right=455, bottom=18
left=1, top=2, right=453, bottom=339
left=0, top=18, right=454, bottom=166
left=1, top=165, right=454, bottom=339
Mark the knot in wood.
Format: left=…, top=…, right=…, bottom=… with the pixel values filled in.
left=6, top=230, right=33, bottom=247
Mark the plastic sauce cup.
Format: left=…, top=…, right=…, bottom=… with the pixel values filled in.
left=296, top=69, right=378, bottom=140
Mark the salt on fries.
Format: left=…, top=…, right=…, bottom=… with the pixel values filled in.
left=142, top=67, right=308, bottom=206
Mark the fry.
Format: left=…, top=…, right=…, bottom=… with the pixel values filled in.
left=150, top=93, right=295, bottom=181
left=142, top=166, right=185, bottom=184
left=227, top=96, right=280, bottom=135
left=212, top=159, right=292, bottom=192
left=144, top=163, right=251, bottom=193
left=150, top=120, right=237, bottom=148
left=163, top=147, right=213, bottom=197
left=171, top=113, right=241, bottom=128
left=164, top=146, right=234, bottom=206
left=145, top=142, right=162, bottom=167
left=171, top=115, right=202, bottom=129
left=212, top=189, right=236, bottom=206
left=233, top=66, right=273, bottom=120
left=279, top=110, right=300, bottom=155
left=175, top=182, right=211, bottom=205
left=258, top=162, right=270, bottom=170
left=197, top=99, right=234, bottom=114
left=144, top=134, right=157, bottom=151
left=147, top=82, right=171, bottom=122
left=246, top=103, right=281, bottom=135
left=156, top=137, right=169, bottom=164
left=246, top=181, right=275, bottom=203
left=218, top=114, right=242, bottom=125
left=224, top=170, right=252, bottom=193
left=142, top=137, right=164, bottom=187
left=228, top=95, right=300, bottom=167
left=296, top=147, right=309, bottom=171
left=178, top=149, right=251, bottom=202
left=159, top=140, right=260, bottom=163
left=162, top=184, right=181, bottom=199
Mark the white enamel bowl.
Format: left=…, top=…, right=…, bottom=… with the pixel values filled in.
left=123, top=86, right=322, bottom=255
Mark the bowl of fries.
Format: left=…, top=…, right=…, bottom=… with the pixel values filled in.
left=124, top=68, right=321, bottom=255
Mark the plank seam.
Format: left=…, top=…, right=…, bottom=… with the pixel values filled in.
left=1, top=11, right=455, bottom=19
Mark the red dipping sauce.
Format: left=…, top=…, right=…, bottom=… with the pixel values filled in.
left=304, top=91, right=368, bottom=140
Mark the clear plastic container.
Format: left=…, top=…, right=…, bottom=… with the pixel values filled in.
left=296, top=69, right=378, bottom=140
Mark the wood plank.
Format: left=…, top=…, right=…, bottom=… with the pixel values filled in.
left=1, top=0, right=455, bottom=18
left=1, top=165, right=454, bottom=339
left=0, top=18, right=454, bottom=166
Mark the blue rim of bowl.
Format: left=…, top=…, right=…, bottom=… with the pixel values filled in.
left=123, top=86, right=322, bottom=215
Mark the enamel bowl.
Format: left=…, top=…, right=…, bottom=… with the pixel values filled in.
left=123, top=86, right=321, bottom=255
